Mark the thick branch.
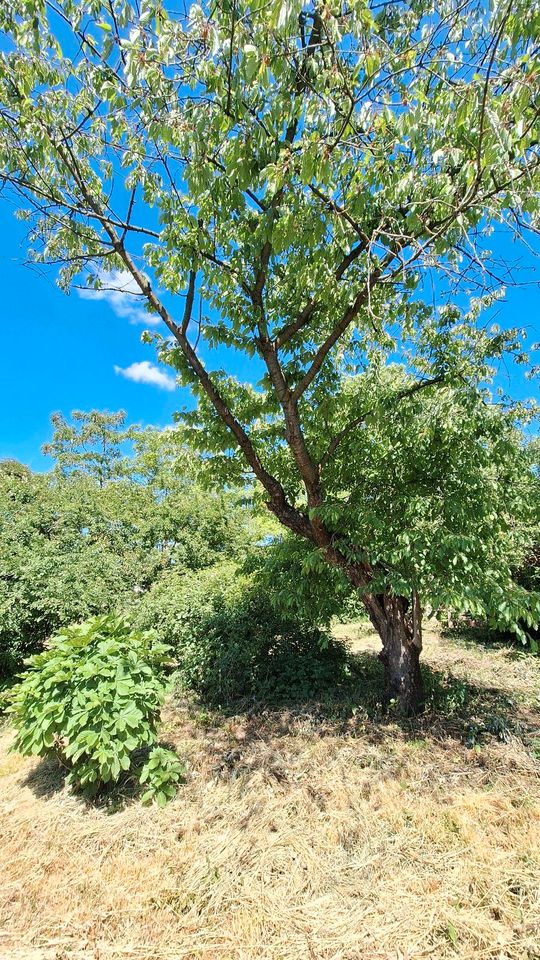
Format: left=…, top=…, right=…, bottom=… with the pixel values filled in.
left=319, top=414, right=366, bottom=470
left=292, top=251, right=397, bottom=401
left=252, top=242, right=323, bottom=510
left=181, top=269, right=196, bottom=335
left=275, top=300, right=319, bottom=349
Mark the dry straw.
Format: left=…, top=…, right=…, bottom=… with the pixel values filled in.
left=1, top=624, right=539, bottom=960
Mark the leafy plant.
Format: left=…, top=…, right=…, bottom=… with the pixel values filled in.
left=134, top=562, right=350, bottom=704
left=0, top=469, right=155, bottom=676
left=8, top=615, right=181, bottom=802
left=0, top=422, right=254, bottom=677
left=139, top=746, right=185, bottom=807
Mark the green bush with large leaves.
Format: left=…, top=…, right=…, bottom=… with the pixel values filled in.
left=8, top=615, right=182, bottom=803
left=133, top=562, right=351, bottom=704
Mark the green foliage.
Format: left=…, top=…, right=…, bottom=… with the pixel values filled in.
left=0, top=419, right=253, bottom=676
left=0, top=459, right=32, bottom=479
left=42, top=410, right=137, bottom=486
left=139, top=746, right=185, bottom=807
left=250, top=535, right=368, bottom=625
left=517, top=547, right=540, bottom=596
left=133, top=563, right=350, bottom=704
left=0, top=0, right=539, bottom=706
left=249, top=391, right=540, bottom=642
left=514, top=440, right=540, bottom=616
left=311, top=370, right=540, bottom=639
left=0, top=675, right=15, bottom=715
left=460, top=437, right=540, bottom=650
left=0, top=470, right=150, bottom=675
left=8, top=615, right=180, bottom=801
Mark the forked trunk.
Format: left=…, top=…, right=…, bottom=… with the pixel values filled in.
left=365, top=592, right=424, bottom=715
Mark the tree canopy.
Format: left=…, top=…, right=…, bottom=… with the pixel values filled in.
left=42, top=409, right=137, bottom=485
left=0, top=416, right=253, bottom=675
left=0, top=0, right=539, bottom=709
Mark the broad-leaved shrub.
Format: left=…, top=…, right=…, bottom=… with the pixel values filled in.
left=8, top=614, right=182, bottom=801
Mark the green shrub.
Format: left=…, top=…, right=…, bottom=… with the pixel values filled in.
left=139, top=746, right=185, bottom=807
left=0, top=458, right=252, bottom=678
left=8, top=614, right=182, bottom=802
left=248, top=535, right=369, bottom=625
left=515, top=546, right=540, bottom=649
left=0, top=472, right=156, bottom=677
left=133, top=563, right=351, bottom=704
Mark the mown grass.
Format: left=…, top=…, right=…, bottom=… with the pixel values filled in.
left=1, top=621, right=539, bottom=960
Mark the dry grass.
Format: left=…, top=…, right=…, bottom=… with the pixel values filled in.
left=1, top=622, right=540, bottom=960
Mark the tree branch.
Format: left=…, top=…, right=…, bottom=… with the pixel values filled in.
left=319, top=374, right=448, bottom=470
left=292, top=249, right=397, bottom=401
left=181, top=269, right=196, bottom=335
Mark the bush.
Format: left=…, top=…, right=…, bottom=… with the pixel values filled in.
left=247, top=535, right=369, bottom=625
left=133, top=563, right=351, bottom=704
left=0, top=461, right=252, bottom=678
left=8, top=615, right=183, bottom=803
left=0, top=473, right=155, bottom=677
left=515, top=546, right=540, bottom=649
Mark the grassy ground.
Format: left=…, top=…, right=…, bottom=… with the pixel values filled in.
left=1, top=622, right=539, bottom=960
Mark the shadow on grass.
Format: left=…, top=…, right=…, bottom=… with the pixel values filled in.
left=19, top=648, right=539, bottom=805
left=22, top=754, right=71, bottom=800
left=168, top=646, right=539, bottom=779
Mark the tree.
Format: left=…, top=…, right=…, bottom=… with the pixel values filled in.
left=129, top=426, right=256, bottom=570
left=0, top=418, right=253, bottom=676
left=0, top=0, right=539, bottom=710
left=42, top=409, right=136, bottom=486
left=0, top=460, right=32, bottom=479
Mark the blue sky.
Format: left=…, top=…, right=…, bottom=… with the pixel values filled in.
left=0, top=211, right=177, bottom=470
left=0, top=205, right=539, bottom=472
left=0, top=207, right=261, bottom=471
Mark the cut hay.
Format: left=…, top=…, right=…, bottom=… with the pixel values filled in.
left=1, top=623, right=539, bottom=960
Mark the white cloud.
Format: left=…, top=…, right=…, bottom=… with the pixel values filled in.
left=114, top=361, right=176, bottom=392
left=78, top=267, right=160, bottom=325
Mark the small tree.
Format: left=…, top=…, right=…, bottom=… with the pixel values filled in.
left=42, top=409, right=136, bottom=486
left=0, top=419, right=253, bottom=674
left=0, top=0, right=539, bottom=710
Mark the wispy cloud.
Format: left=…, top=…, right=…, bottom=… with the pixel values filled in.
left=113, top=361, right=176, bottom=392
left=78, top=267, right=160, bottom=325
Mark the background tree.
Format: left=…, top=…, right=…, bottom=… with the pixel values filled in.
left=0, top=460, right=32, bottom=479
left=0, top=0, right=539, bottom=710
left=42, top=409, right=137, bottom=486
left=0, top=417, right=252, bottom=676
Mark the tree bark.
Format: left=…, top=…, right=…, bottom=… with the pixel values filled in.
left=324, top=560, right=424, bottom=715
left=364, top=591, right=424, bottom=715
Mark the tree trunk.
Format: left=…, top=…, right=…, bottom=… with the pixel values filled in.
left=364, top=591, right=424, bottom=716
left=309, top=552, right=425, bottom=715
